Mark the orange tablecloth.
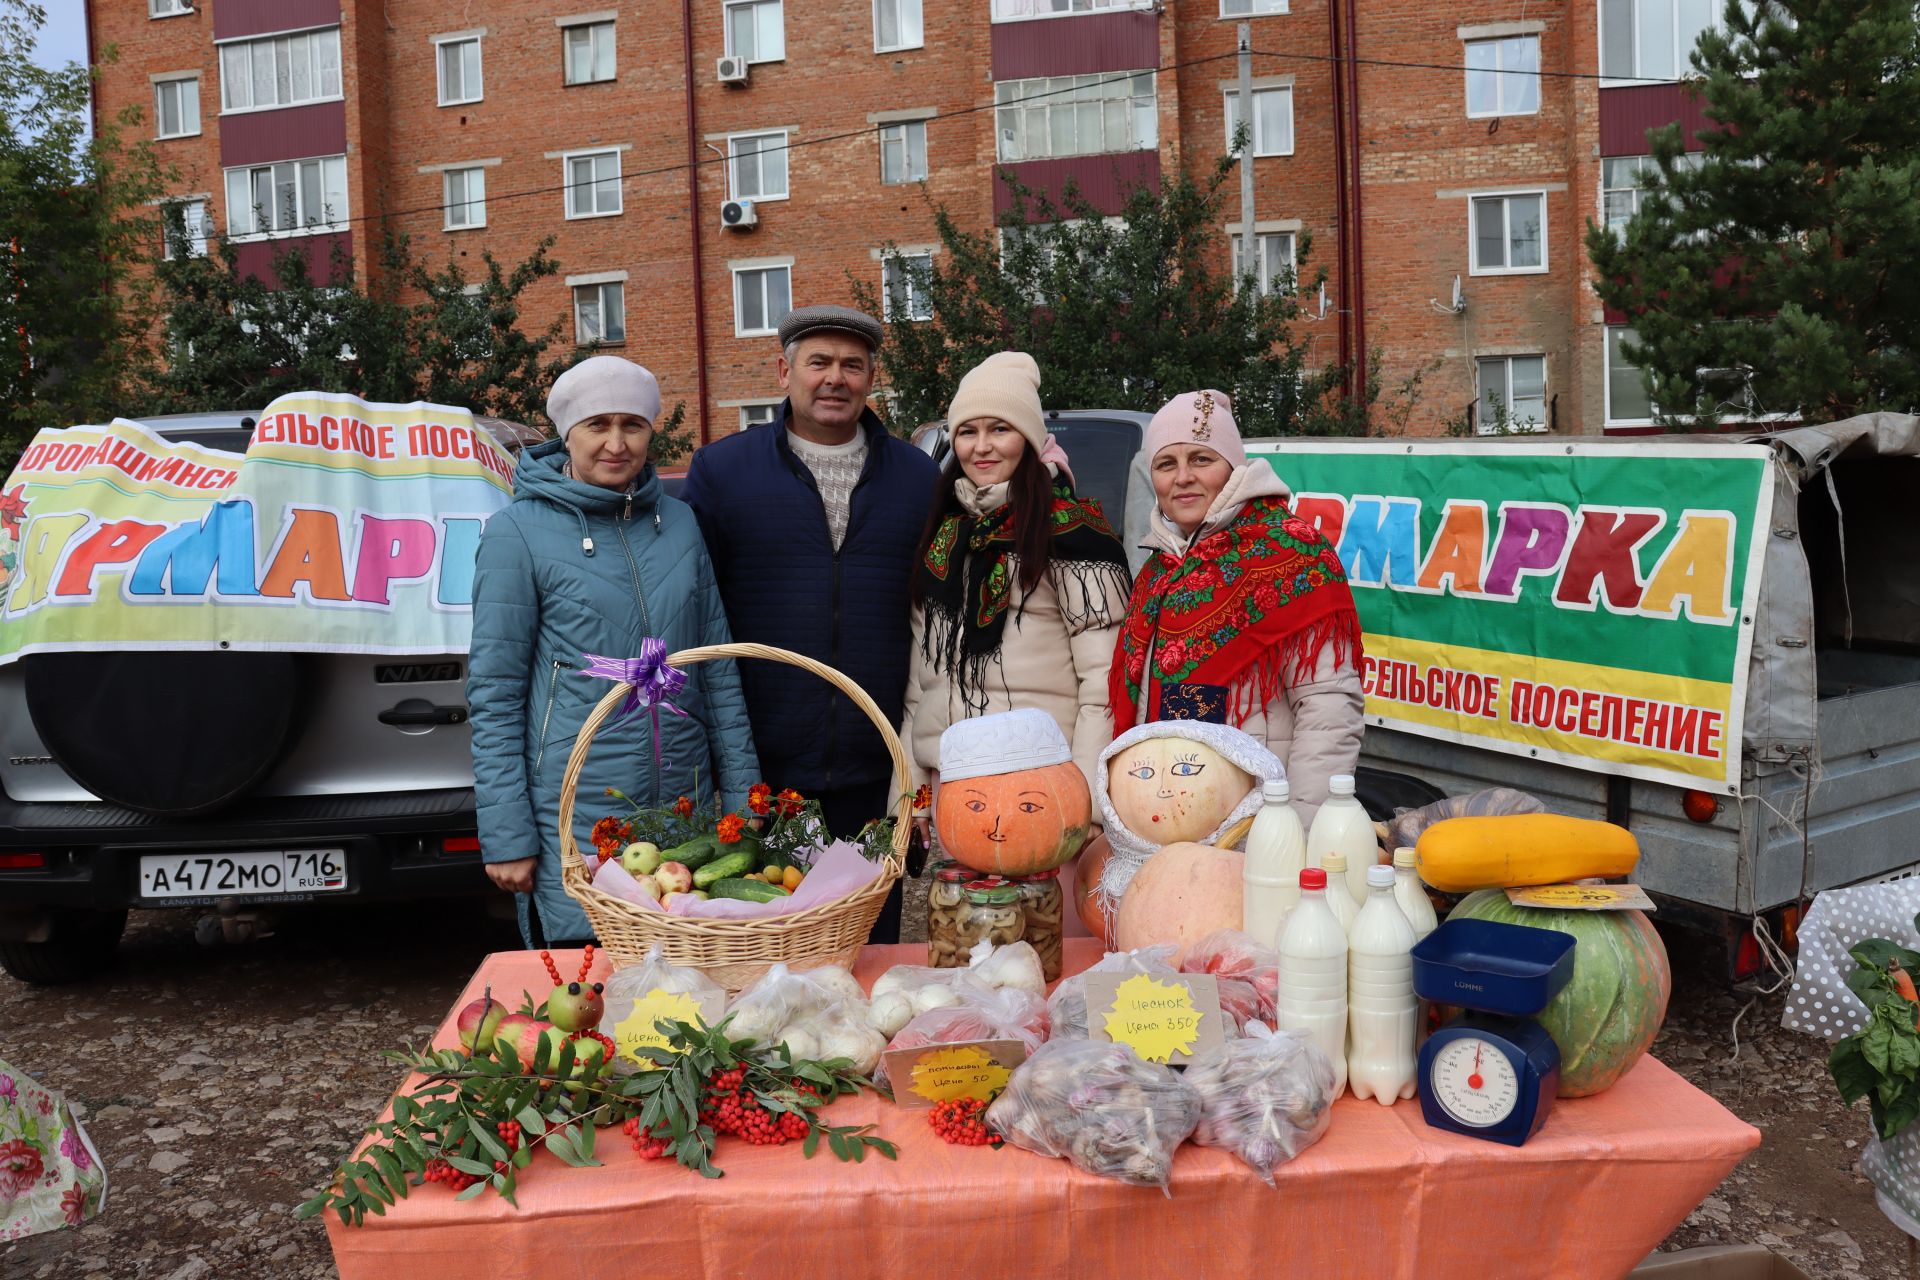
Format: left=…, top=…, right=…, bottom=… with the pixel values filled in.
left=326, top=940, right=1759, bottom=1280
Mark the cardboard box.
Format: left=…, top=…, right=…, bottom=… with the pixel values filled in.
left=1629, top=1245, right=1814, bottom=1279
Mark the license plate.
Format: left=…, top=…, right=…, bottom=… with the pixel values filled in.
left=138, top=850, right=349, bottom=900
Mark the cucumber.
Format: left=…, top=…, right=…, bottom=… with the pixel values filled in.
left=693, top=850, right=754, bottom=888
left=707, top=877, right=790, bottom=902
left=664, top=835, right=719, bottom=871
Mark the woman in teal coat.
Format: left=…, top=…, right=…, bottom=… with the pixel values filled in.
left=467, top=356, right=759, bottom=946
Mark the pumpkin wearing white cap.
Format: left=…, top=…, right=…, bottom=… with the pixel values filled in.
left=935, top=708, right=1094, bottom=876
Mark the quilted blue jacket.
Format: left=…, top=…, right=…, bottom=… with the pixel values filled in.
left=467, top=440, right=758, bottom=944
left=681, top=405, right=939, bottom=792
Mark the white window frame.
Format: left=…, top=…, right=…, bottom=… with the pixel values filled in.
left=1464, top=35, right=1540, bottom=119
left=1224, top=85, right=1294, bottom=158
left=150, top=0, right=193, bottom=17
left=1231, top=230, right=1296, bottom=296
left=443, top=168, right=487, bottom=231
left=727, top=131, right=790, bottom=203
left=731, top=262, right=793, bottom=338
left=153, top=75, right=201, bottom=139
left=1475, top=355, right=1549, bottom=433
left=1599, top=0, right=1721, bottom=85
left=1467, top=190, right=1548, bottom=276
left=161, top=198, right=212, bottom=259
left=879, top=120, right=928, bottom=185
left=994, top=72, right=1159, bottom=163
left=739, top=402, right=782, bottom=429
left=1219, top=0, right=1288, bottom=13
left=990, top=0, right=1153, bottom=21
left=1604, top=326, right=1656, bottom=426
left=216, top=27, right=344, bottom=115
left=562, top=148, right=623, bottom=219
left=1601, top=151, right=1705, bottom=235
left=881, top=252, right=934, bottom=322
left=434, top=35, right=484, bottom=107
left=873, top=0, right=924, bottom=52
left=562, top=20, right=616, bottom=85
left=572, top=279, right=627, bottom=346
left=221, top=155, right=350, bottom=240
left=724, top=0, right=786, bottom=65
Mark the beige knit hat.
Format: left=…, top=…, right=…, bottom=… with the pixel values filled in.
left=946, top=351, right=1045, bottom=455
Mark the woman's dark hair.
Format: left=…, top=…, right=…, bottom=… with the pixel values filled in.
left=911, top=441, right=1058, bottom=602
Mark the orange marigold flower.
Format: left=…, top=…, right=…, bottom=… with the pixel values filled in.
left=590, top=816, right=630, bottom=847
left=716, top=813, right=746, bottom=844
left=673, top=796, right=694, bottom=819
left=912, top=783, right=932, bottom=812
left=747, top=782, right=773, bottom=815
left=776, top=787, right=805, bottom=818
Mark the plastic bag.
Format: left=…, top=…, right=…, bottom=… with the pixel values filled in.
left=1382, top=787, right=1545, bottom=852
left=1181, top=930, right=1280, bottom=1034
left=1046, top=945, right=1180, bottom=1040
left=598, top=944, right=728, bottom=1037
left=873, top=985, right=1050, bottom=1089
left=985, top=1039, right=1202, bottom=1195
left=869, top=964, right=993, bottom=1037
left=724, top=964, right=885, bottom=1071
left=1185, top=1023, right=1336, bottom=1184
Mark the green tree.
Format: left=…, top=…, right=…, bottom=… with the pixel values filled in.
left=0, top=2, right=168, bottom=473
left=853, top=150, right=1388, bottom=438
left=1587, top=0, right=1920, bottom=425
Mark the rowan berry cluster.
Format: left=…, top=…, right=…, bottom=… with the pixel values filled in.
left=622, top=1116, right=670, bottom=1160
left=696, top=1068, right=816, bottom=1147
left=928, top=1097, right=1000, bottom=1147
left=422, top=1158, right=482, bottom=1192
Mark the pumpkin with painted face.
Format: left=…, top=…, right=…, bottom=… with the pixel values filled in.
left=1106, top=737, right=1253, bottom=844
left=936, top=708, right=1094, bottom=877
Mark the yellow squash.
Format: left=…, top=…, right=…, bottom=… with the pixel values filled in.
left=1415, top=814, right=1640, bottom=892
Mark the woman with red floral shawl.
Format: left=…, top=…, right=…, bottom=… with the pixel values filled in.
left=1109, top=390, right=1365, bottom=828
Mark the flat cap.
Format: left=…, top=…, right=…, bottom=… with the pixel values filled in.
left=777, top=304, right=883, bottom=353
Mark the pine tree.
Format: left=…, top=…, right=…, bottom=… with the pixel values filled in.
left=1587, top=0, right=1920, bottom=425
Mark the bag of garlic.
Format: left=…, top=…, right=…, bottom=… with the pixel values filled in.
left=1184, top=1023, right=1336, bottom=1184
left=722, top=964, right=887, bottom=1075
left=865, top=940, right=1044, bottom=1038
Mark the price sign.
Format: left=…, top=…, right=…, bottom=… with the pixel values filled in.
left=611, top=988, right=726, bottom=1070
left=1083, top=972, right=1225, bottom=1065
left=881, top=1039, right=1029, bottom=1109
left=1506, top=883, right=1655, bottom=912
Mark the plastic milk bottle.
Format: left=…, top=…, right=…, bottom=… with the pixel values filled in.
left=1347, top=864, right=1419, bottom=1105
left=1307, top=773, right=1378, bottom=906
left=1277, top=867, right=1349, bottom=1096
left=1242, top=778, right=1308, bottom=948
left=1391, top=847, right=1438, bottom=943
left=1318, top=852, right=1359, bottom=936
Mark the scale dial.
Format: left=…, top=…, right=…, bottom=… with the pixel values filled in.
left=1427, top=1035, right=1520, bottom=1128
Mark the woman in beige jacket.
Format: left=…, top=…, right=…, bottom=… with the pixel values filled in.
left=902, top=352, right=1133, bottom=836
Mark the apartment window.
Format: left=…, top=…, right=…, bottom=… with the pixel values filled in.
left=150, top=0, right=192, bottom=16
left=879, top=121, right=928, bottom=184
left=882, top=253, right=933, bottom=321
left=1231, top=231, right=1296, bottom=296
left=1465, top=36, right=1539, bottom=118
left=564, top=150, right=622, bottom=218
left=1601, top=0, right=1718, bottom=81
left=218, top=28, right=343, bottom=112
left=222, top=155, right=349, bottom=237
left=1220, top=0, right=1287, bottom=13
left=563, top=21, right=615, bottom=85
left=1469, top=192, right=1545, bottom=274
left=733, top=265, right=792, bottom=336
left=740, top=403, right=780, bottom=429
left=995, top=72, right=1157, bottom=163
left=1224, top=86, right=1293, bottom=157
left=725, top=0, right=786, bottom=64
left=573, top=281, right=626, bottom=345
left=162, top=199, right=212, bottom=259
left=874, top=0, right=923, bottom=51
left=1475, top=356, right=1548, bottom=432
left=728, top=132, right=789, bottom=202
left=1605, top=327, right=1655, bottom=423
left=436, top=37, right=483, bottom=106
left=154, top=76, right=200, bottom=139
left=991, top=0, right=1147, bottom=18
left=444, top=168, right=486, bottom=230
left=1601, top=152, right=1705, bottom=234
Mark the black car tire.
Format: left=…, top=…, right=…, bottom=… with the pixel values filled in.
left=0, top=908, right=128, bottom=985
left=22, top=651, right=303, bottom=817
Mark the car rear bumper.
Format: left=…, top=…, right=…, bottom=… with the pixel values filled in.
left=0, top=788, right=488, bottom=911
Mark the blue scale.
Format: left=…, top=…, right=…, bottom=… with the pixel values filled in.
left=1411, top=918, right=1577, bottom=1148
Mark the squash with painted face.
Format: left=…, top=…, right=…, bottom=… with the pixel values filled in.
left=1106, top=737, right=1253, bottom=844
left=936, top=709, right=1095, bottom=876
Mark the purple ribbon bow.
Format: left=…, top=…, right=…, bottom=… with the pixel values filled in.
left=580, top=641, right=688, bottom=773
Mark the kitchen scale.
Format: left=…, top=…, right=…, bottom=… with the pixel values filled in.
left=1411, top=917, right=1577, bottom=1147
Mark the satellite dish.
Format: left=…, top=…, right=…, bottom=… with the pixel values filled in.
left=1451, top=275, right=1465, bottom=313
left=1317, top=282, right=1328, bottom=319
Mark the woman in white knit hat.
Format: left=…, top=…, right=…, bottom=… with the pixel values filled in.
left=468, top=356, right=759, bottom=948
left=901, top=351, right=1133, bottom=844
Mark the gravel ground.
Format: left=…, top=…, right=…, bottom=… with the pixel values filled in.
left=0, top=879, right=1909, bottom=1279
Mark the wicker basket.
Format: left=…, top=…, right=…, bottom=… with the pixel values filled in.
left=557, top=642, right=910, bottom=991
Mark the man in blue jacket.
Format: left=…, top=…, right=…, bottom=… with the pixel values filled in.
left=682, top=304, right=939, bottom=941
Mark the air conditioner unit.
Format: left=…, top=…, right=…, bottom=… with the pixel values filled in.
left=720, top=199, right=758, bottom=231
left=716, top=55, right=749, bottom=84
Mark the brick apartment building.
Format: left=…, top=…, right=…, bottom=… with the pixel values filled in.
left=88, top=0, right=1719, bottom=442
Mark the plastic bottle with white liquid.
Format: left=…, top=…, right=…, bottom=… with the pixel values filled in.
left=1318, top=851, right=1359, bottom=936
left=1347, top=864, right=1419, bottom=1105
left=1307, top=773, right=1378, bottom=906
left=1391, top=847, right=1438, bottom=943
left=1242, top=778, right=1308, bottom=948
left=1277, top=867, right=1348, bottom=1096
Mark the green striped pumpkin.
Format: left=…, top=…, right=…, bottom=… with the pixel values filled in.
left=1448, top=889, right=1672, bottom=1098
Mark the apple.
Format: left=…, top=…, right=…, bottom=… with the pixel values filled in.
left=633, top=875, right=662, bottom=902
left=620, top=841, right=662, bottom=876
left=690, top=890, right=709, bottom=901
left=456, top=995, right=506, bottom=1054
left=492, top=1013, right=537, bottom=1066
left=654, top=861, right=693, bottom=895
left=545, top=980, right=606, bottom=1033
